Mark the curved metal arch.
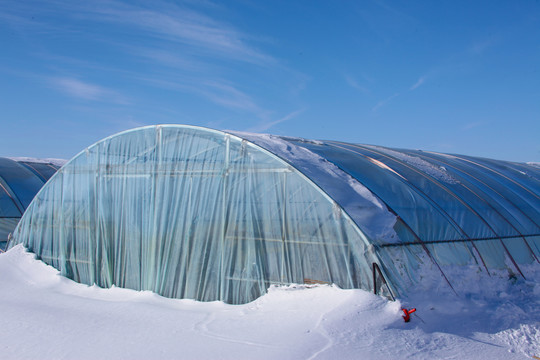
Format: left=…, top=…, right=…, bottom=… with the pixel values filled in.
left=334, top=143, right=526, bottom=278
left=452, top=154, right=540, bottom=202
left=399, top=149, right=540, bottom=264
left=405, top=150, right=540, bottom=231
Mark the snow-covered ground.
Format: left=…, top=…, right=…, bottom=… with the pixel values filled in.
left=1, top=245, right=538, bottom=359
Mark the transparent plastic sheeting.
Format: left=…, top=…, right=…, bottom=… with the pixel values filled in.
left=10, top=126, right=380, bottom=304
left=0, top=158, right=60, bottom=250
left=236, top=134, right=539, bottom=294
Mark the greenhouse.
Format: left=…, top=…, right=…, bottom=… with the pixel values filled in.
left=8, top=125, right=540, bottom=303
left=0, top=157, right=62, bottom=251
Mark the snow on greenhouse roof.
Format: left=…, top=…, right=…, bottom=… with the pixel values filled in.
left=230, top=131, right=540, bottom=241
left=8, top=157, right=67, bottom=168
left=362, top=145, right=460, bottom=185
left=230, top=131, right=400, bottom=244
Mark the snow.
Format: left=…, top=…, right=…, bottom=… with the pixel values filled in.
left=363, top=145, right=460, bottom=184
left=8, top=157, right=67, bottom=167
left=1, top=245, right=539, bottom=359
left=230, top=132, right=387, bottom=211
left=229, top=132, right=399, bottom=244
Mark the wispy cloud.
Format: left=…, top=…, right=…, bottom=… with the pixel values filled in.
left=75, top=1, right=275, bottom=66
left=109, top=116, right=149, bottom=132
left=131, top=75, right=264, bottom=114
left=344, top=75, right=370, bottom=94
left=462, top=121, right=488, bottom=130
left=371, top=73, right=426, bottom=112
left=0, top=11, right=35, bottom=28
left=128, top=47, right=202, bottom=71
left=373, top=73, right=428, bottom=112
left=196, top=81, right=262, bottom=113
left=3, top=0, right=274, bottom=67
left=469, top=38, right=496, bottom=55
left=4, top=0, right=302, bottom=122
left=409, top=37, right=498, bottom=95
left=410, top=76, right=427, bottom=91
left=372, top=93, right=399, bottom=112
left=50, top=77, right=129, bottom=104
left=247, top=109, right=306, bottom=132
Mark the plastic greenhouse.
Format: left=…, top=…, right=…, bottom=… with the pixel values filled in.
left=8, top=125, right=540, bottom=304
left=0, top=157, right=62, bottom=251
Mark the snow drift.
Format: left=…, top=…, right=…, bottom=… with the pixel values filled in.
left=1, top=245, right=538, bottom=359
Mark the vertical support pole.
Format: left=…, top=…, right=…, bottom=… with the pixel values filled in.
left=5, top=232, right=12, bottom=252
left=373, top=262, right=395, bottom=301
left=94, top=145, right=100, bottom=286
left=372, top=262, right=377, bottom=295
left=58, top=167, right=66, bottom=276
left=85, top=148, right=94, bottom=285
left=280, top=172, right=287, bottom=283
left=151, top=126, right=162, bottom=289
left=219, top=135, right=230, bottom=301
left=180, top=175, right=193, bottom=298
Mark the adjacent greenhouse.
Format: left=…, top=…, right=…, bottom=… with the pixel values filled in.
left=8, top=125, right=540, bottom=303
left=0, top=158, right=62, bottom=251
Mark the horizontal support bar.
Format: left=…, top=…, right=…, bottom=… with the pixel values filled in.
left=225, top=235, right=349, bottom=247
left=224, top=276, right=284, bottom=284
left=38, top=254, right=94, bottom=265
left=76, top=167, right=293, bottom=176
left=379, top=233, right=540, bottom=248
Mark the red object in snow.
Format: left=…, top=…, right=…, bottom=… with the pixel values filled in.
left=402, top=308, right=416, bottom=322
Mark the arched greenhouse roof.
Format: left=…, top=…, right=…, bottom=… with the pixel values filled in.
left=8, top=125, right=540, bottom=303
left=0, top=157, right=62, bottom=250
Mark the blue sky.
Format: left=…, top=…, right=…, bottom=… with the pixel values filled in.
left=1, top=0, right=539, bottom=162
